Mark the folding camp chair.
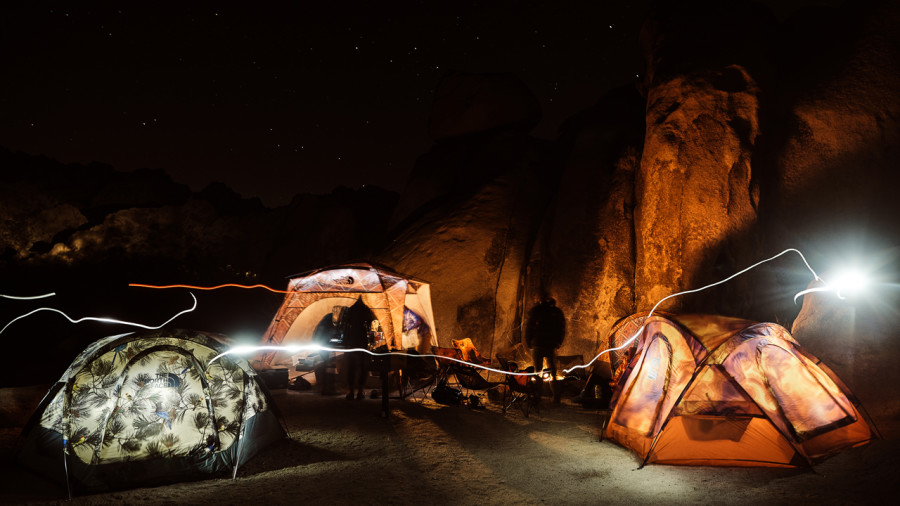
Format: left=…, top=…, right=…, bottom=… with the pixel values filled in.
left=400, top=350, right=440, bottom=402
left=446, top=362, right=503, bottom=398
left=430, top=346, right=463, bottom=394
left=497, top=357, right=537, bottom=417
left=451, top=338, right=492, bottom=366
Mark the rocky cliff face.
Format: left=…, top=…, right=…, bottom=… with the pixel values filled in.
left=380, top=0, right=900, bottom=424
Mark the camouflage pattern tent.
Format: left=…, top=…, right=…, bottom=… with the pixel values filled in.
left=17, top=329, right=285, bottom=494
left=604, top=313, right=874, bottom=467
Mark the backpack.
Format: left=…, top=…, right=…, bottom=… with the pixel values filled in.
left=431, top=378, right=463, bottom=405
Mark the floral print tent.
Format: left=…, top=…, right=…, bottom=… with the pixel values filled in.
left=17, top=329, right=285, bottom=494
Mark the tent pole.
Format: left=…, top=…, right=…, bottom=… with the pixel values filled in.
left=63, top=439, right=72, bottom=501
left=639, top=335, right=700, bottom=469
left=232, top=428, right=245, bottom=480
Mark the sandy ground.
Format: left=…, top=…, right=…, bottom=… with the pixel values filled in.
left=1, top=383, right=899, bottom=506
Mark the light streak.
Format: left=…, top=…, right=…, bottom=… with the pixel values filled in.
left=209, top=248, right=828, bottom=380
left=209, top=344, right=540, bottom=377
left=1, top=292, right=56, bottom=300
left=0, top=293, right=198, bottom=335
left=130, top=283, right=290, bottom=294
left=564, top=248, right=822, bottom=375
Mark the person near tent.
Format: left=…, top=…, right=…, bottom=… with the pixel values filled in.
left=341, top=298, right=375, bottom=400
left=312, top=311, right=341, bottom=395
left=525, top=293, right=566, bottom=406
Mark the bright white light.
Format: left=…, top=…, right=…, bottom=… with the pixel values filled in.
left=831, top=269, right=869, bottom=298
left=793, top=267, right=872, bottom=302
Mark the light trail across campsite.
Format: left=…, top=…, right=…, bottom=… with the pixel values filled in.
left=567, top=247, right=824, bottom=375
left=1, top=292, right=56, bottom=300
left=0, top=293, right=198, bottom=335
left=159, top=248, right=834, bottom=380
left=129, top=283, right=291, bottom=294
left=208, top=344, right=543, bottom=377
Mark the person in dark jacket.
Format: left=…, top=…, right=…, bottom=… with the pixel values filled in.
left=341, top=298, right=375, bottom=400
left=312, top=312, right=341, bottom=395
left=525, top=294, right=566, bottom=406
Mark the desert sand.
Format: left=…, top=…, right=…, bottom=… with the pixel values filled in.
left=1, top=383, right=898, bottom=506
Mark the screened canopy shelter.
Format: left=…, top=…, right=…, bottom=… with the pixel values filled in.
left=604, top=313, right=873, bottom=468
left=258, top=262, right=439, bottom=369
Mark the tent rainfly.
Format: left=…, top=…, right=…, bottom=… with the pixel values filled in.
left=604, top=313, right=874, bottom=468
left=258, top=262, right=438, bottom=369
left=17, top=329, right=285, bottom=495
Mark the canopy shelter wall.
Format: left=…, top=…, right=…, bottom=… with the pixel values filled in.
left=258, top=263, right=439, bottom=369
left=262, top=293, right=391, bottom=369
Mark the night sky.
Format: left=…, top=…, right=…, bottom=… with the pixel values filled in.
left=2, top=1, right=825, bottom=206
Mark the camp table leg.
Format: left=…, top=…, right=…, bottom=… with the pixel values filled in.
left=380, top=357, right=390, bottom=417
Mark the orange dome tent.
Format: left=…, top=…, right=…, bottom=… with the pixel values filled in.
left=604, top=313, right=874, bottom=468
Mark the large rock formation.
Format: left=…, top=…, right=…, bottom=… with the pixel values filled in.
left=380, top=72, right=554, bottom=363
left=634, top=1, right=775, bottom=315
left=535, top=85, right=645, bottom=369
left=765, top=0, right=900, bottom=267
left=381, top=0, right=900, bottom=429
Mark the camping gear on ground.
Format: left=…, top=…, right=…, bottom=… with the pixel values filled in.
left=444, top=338, right=501, bottom=397
left=17, top=329, right=286, bottom=496
left=431, top=377, right=464, bottom=406
left=604, top=313, right=874, bottom=468
left=429, top=343, right=501, bottom=401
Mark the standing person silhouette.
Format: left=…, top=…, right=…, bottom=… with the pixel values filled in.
left=312, top=311, right=341, bottom=395
left=341, top=298, right=375, bottom=400
left=525, top=293, right=566, bottom=407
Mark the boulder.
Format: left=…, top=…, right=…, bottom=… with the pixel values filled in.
left=536, top=85, right=646, bottom=371
left=634, top=1, right=773, bottom=315
left=379, top=133, right=553, bottom=359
